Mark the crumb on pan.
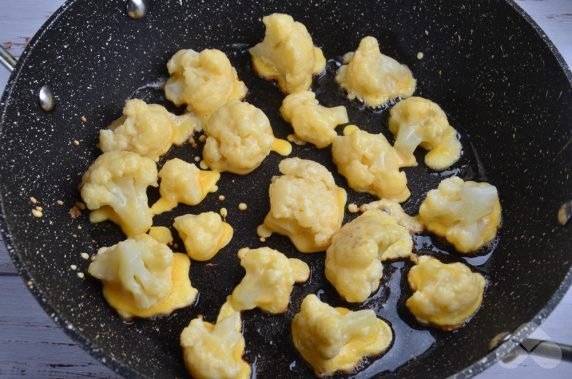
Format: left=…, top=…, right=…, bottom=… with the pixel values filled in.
left=287, top=134, right=307, bottom=146
left=348, top=203, right=359, bottom=213
left=69, top=206, right=81, bottom=219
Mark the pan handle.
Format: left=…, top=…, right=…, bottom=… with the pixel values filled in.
left=0, top=45, right=17, bottom=72
left=507, top=338, right=572, bottom=363
left=0, top=45, right=55, bottom=111
left=523, top=339, right=572, bottom=362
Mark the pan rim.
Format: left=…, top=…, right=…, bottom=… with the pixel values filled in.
left=0, top=1, right=146, bottom=377
left=0, top=0, right=571, bottom=378
left=450, top=0, right=572, bottom=376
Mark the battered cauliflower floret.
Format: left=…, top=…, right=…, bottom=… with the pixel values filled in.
left=88, top=234, right=197, bottom=319
left=148, top=226, right=173, bottom=245
left=165, top=48, right=247, bottom=118
left=359, top=199, right=424, bottom=234
left=292, top=294, right=393, bottom=376
left=173, top=212, right=233, bottom=261
left=151, top=158, right=220, bottom=215
left=406, top=255, right=486, bottom=331
left=336, top=36, right=416, bottom=107
left=280, top=91, right=349, bottom=148
left=250, top=13, right=326, bottom=94
left=419, top=176, right=502, bottom=253
left=229, top=247, right=310, bottom=313
left=326, top=210, right=414, bottom=303
left=88, top=234, right=171, bottom=309
left=259, top=158, right=347, bottom=253
left=332, top=126, right=410, bottom=202
left=180, top=299, right=250, bottom=379
left=203, top=100, right=291, bottom=174
left=81, top=151, right=157, bottom=237
left=389, top=97, right=462, bottom=170
left=99, top=99, right=200, bottom=161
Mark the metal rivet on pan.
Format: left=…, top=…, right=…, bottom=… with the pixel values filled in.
left=557, top=201, right=572, bottom=225
left=489, top=332, right=511, bottom=350
left=126, top=0, right=149, bottom=19
left=501, top=349, right=521, bottom=363
left=38, top=85, right=55, bottom=112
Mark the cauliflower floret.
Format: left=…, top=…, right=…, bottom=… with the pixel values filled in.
left=164, top=48, right=247, bottom=118
left=326, top=210, right=413, bottom=303
left=151, top=158, right=220, bottom=215
left=81, top=151, right=157, bottom=237
left=180, top=299, right=250, bottom=379
left=203, top=101, right=291, bottom=174
left=389, top=97, right=462, bottom=170
left=336, top=36, right=416, bottom=107
left=250, top=13, right=326, bottom=94
left=280, top=91, right=348, bottom=148
left=99, top=99, right=200, bottom=161
left=230, top=247, right=310, bottom=313
left=332, top=126, right=410, bottom=202
left=406, top=255, right=486, bottom=330
left=173, top=212, right=233, bottom=261
left=88, top=234, right=197, bottom=319
left=292, top=294, right=393, bottom=376
left=259, top=158, right=347, bottom=253
left=419, top=176, right=502, bottom=253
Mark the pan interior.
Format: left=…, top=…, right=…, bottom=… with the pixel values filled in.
left=0, top=0, right=571, bottom=378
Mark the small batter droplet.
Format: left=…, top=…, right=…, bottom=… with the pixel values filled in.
left=558, top=201, right=572, bottom=225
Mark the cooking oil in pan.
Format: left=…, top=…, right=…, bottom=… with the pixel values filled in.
left=282, top=59, right=497, bottom=376
left=282, top=259, right=438, bottom=378
left=119, top=44, right=499, bottom=378
left=414, top=233, right=500, bottom=269
left=355, top=262, right=436, bottom=378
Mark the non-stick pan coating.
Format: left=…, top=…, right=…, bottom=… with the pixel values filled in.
left=0, top=0, right=571, bottom=378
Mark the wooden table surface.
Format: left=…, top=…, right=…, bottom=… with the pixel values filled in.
left=1, top=0, right=571, bottom=378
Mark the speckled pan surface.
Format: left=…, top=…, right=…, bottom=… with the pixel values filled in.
left=0, top=0, right=571, bottom=378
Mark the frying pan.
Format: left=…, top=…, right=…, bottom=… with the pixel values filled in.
left=0, top=0, right=571, bottom=378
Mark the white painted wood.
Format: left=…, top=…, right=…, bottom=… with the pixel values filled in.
left=0, top=276, right=121, bottom=378
left=0, top=0, right=570, bottom=378
left=0, top=0, right=63, bottom=88
left=517, top=0, right=572, bottom=63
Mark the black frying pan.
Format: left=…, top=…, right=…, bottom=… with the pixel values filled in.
left=0, top=0, right=571, bottom=378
